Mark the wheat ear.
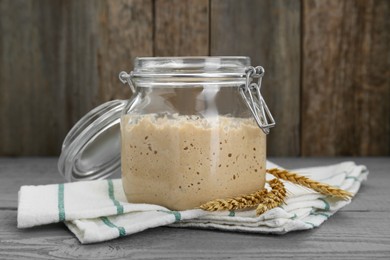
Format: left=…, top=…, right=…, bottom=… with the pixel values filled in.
left=199, top=178, right=286, bottom=216
left=199, top=187, right=268, bottom=212
left=267, top=168, right=352, bottom=200
left=256, top=178, right=286, bottom=215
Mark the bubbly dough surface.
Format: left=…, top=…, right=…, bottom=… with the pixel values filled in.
left=121, top=114, right=266, bottom=210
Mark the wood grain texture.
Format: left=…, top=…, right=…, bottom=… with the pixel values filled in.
left=0, top=0, right=153, bottom=156
left=154, top=0, right=209, bottom=56
left=1, top=211, right=389, bottom=259
left=210, top=0, right=301, bottom=156
left=1, top=157, right=390, bottom=259
left=302, top=0, right=390, bottom=156
left=1, top=0, right=390, bottom=157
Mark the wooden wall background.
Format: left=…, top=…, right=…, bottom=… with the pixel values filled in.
left=0, top=0, right=389, bottom=157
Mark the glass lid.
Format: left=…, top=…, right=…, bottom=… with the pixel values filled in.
left=58, top=100, right=126, bottom=182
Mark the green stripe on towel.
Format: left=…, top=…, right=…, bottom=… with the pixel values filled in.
left=304, top=221, right=316, bottom=228
left=107, top=180, right=124, bottom=214
left=318, top=198, right=330, bottom=211
left=58, top=184, right=65, bottom=221
left=100, top=217, right=126, bottom=237
left=310, top=212, right=330, bottom=219
left=346, top=176, right=359, bottom=181
left=160, top=210, right=182, bottom=222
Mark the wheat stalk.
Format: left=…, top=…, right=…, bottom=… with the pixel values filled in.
left=256, top=178, right=286, bottom=215
left=266, top=168, right=353, bottom=200
left=199, top=178, right=286, bottom=216
left=199, top=168, right=352, bottom=216
left=199, top=187, right=268, bottom=211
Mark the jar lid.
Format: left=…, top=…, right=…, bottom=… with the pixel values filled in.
left=58, top=100, right=127, bottom=181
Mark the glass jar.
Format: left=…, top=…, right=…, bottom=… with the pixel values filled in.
left=118, top=57, right=275, bottom=210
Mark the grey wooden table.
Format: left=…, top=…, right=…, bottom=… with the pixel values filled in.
left=0, top=157, right=389, bottom=259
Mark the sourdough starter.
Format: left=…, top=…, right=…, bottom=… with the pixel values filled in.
left=121, top=114, right=266, bottom=210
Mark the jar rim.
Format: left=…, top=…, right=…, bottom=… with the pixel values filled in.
left=132, top=56, right=251, bottom=77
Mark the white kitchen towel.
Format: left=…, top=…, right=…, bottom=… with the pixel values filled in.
left=18, top=161, right=368, bottom=244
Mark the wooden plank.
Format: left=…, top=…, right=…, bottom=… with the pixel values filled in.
left=210, top=0, right=301, bottom=156
left=0, top=0, right=153, bottom=156
left=1, top=209, right=390, bottom=259
left=302, top=0, right=390, bottom=156
left=154, top=0, right=209, bottom=56
left=2, top=157, right=389, bottom=258
left=94, top=0, right=154, bottom=101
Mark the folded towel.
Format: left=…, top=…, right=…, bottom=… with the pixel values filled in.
left=17, top=161, right=368, bottom=244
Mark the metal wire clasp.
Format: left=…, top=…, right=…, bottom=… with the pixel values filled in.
left=119, top=71, right=135, bottom=92
left=239, top=66, right=275, bottom=134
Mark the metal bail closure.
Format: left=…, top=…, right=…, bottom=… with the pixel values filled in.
left=239, top=66, right=275, bottom=134
left=119, top=71, right=135, bottom=92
